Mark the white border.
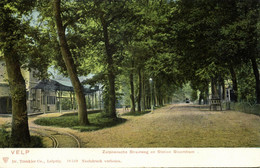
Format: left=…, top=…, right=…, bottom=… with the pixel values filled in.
left=1, top=148, right=260, bottom=167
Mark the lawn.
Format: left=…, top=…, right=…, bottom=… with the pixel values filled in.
left=34, top=112, right=126, bottom=132
left=121, top=110, right=151, bottom=116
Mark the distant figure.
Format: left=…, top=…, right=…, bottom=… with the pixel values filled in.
left=185, top=98, right=190, bottom=103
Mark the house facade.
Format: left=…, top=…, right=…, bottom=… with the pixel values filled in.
left=0, top=58, right=102, bottom=114
left=0, top=58, right=70, bottom=114
left=0, top=57, right=45, bottom=114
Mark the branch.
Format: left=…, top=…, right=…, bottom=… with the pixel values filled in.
left=106, top=0, right=127, bottom=26
left=63, top=15, right=81, bottom=29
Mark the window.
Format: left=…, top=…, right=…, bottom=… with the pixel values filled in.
left=47, top=96, right=56, bottom=105
left=41, top=95, right=44, bottom=105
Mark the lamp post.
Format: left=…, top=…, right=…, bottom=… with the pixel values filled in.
left=226, top=84, right=231, bottom=110
left=149, top=78, right=153, bottom=112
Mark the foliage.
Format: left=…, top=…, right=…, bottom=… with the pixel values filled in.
left=33, top=0, right=259, bottom=108
left=0, top=1, right=51, bottom=79
left=172, top=0, right=259, bottom=102
left=1, top=0, right=259, bottom=129
left=0, top=124, right=43, bottom=148
left=237, top=63, right=256, bottom=102
left=0, top=124, right=10, bottom=147
left=0, top=0, right=37, bottom=147
left=191, top=89, right=198, bottom=102
left=60, top=98, right=72, bottom=110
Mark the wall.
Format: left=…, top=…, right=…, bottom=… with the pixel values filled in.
left=40, top=91, right=57, bottom=113
left=0, top=59, right=43, bottom=114
left=0, top=85, right=10, bottom=97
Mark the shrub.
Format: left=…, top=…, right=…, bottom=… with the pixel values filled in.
left=0, top=124, right=44, bottom=148
left=29, top=136, right=44, bottom=148
left=0, top=125, right=11, bottom=147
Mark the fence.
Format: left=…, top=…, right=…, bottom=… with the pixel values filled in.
left=229, top=102, right=260, bottom=116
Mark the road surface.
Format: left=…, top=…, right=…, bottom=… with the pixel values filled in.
left=0, top=104, right=259, bottom=147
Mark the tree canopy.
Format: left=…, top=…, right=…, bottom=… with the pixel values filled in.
left=1, top=0, right=259, bottom=146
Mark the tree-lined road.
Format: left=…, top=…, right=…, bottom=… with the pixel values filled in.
left=1, top=104, right=259, bottom=147
left=1, top=0, right=259, bottom=147
left=77, top=104, right=260, bottom=147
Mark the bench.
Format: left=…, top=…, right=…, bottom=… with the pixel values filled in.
left=209, top=99, right=222, bottom=111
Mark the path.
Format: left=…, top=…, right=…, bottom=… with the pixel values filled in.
left=0, top=113, right=81, bottom=148
left=28, top=113, right=81, bottom=148
left=0, top=104, right=260, bottom=147
left=78, top=104, right=260, bottom=147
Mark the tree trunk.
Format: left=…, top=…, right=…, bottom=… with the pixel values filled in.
left=148, top=80, right=151, bottom=108
left=249, top=0, right=260, bottom=104
left=4, top=50, right=31, bottom=146
left=158, top=87, right=163, bottom=106
left=1, top=10, right=31, bottom=146
left=100, top=15, right=117, bottom=118
left=229, top=65, right=238, bottom=102
left=107, top=73, right=116, bottom=118
left=198, top=91, right=203, bottom=105
left=220, top=77, right=225, bottom=100
left=154, top=81, right=158, bottom=106
left=251, top=57, right=260, bottom=104
left=129, top=60, right=135, bottom=112
left=205, top=86, right=209, bottom=104
left=53, top=0, right=89, bottom=125
left=137, top=68, right=142, bottom=112
left=141, top=71, right=145, bottom=111
left=146, top=95, right=149, bottom=109
left=211, top=77, right=218, bottom=99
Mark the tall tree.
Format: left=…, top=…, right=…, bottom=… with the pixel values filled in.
left=99, top=13, right=117, bottom=118
left=76, top=0, right=130, bottom=118
left=0, top=0, right=34, bottom=146
left=216, top=0, right=259, bottom=103
left=247, top=0, right=260, bottom=104
left=53, top=0, right=89, bottom=125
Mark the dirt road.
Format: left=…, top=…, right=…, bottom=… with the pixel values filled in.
left=78, top=104, right=260, bottom=147
left=1, top=104, right=260, bottom=147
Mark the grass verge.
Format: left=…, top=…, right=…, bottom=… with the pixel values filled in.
left=0, top=124, right=43, bottom=148
left=122, top=110, right=151, bottom=116
left=34, top=112, right=127, bottom=132
left=230, top=102, right=260, bottom=116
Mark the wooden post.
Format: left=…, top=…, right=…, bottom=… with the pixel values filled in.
left=70, top=91, right=73, bottom=110
left=73, top=92, right=76, bottom=113
left=59, top=91, right=62, bottom=113
left=44, top=90, right=47, bottom=114
left=92, top=93, right=94, bottom=110
left=99, top=90, right=102, bottom=110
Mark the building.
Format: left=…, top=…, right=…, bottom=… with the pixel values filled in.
left=0, top=57, right=101, bottom=114
left=31, top=79, right=101, bottom=113
left=0, top=57, right=39, bottom=114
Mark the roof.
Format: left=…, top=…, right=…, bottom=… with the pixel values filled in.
left=47, top=67, right=99, bottom=94
left=32, top=79, right=99, bottom=94
left=32, top=79, right=74, bottom=92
